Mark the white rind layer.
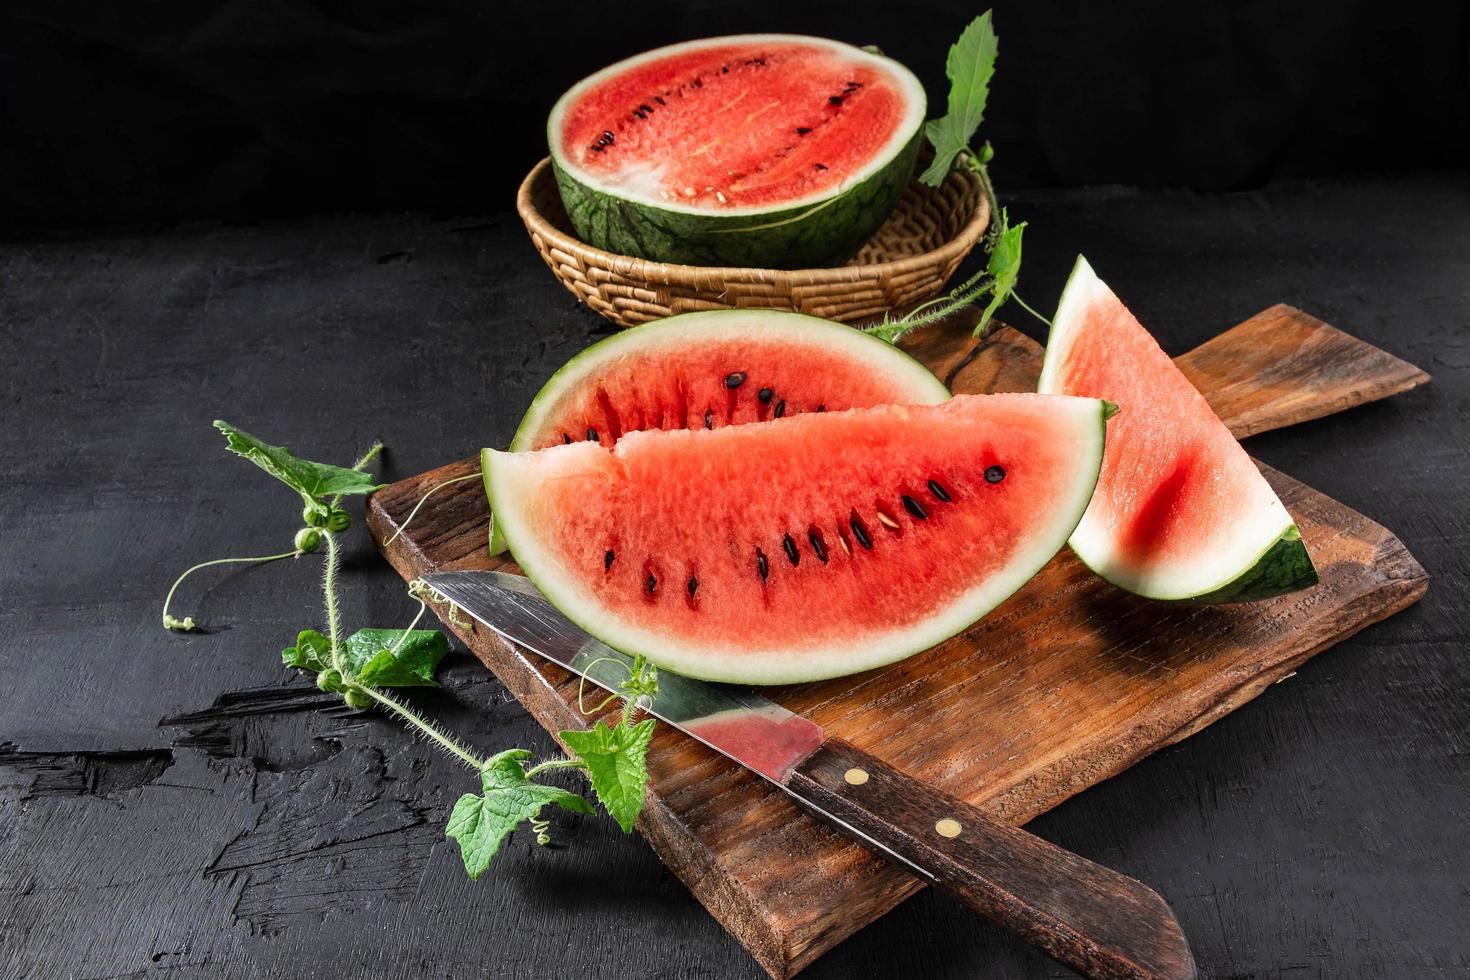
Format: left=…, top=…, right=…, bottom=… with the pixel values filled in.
left=1039, top=256, right=1297, bottom=600
left=547, top=35, right=928, bottom=218
left=486, top=395, right=1110, bottom=685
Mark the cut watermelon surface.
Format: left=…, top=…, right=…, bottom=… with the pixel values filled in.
left=549, top=35, right=926, bottom=267
left=485, top=394, right=1111, bottom=684
left=1037, top=257, right=1317, bottom=601
left=490, top=309, right=950, bottom=554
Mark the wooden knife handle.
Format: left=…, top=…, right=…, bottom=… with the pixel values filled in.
left=787, top=739, right=1197, bottom=980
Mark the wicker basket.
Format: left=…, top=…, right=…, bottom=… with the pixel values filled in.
left=517, top=157, right=990, bottom=329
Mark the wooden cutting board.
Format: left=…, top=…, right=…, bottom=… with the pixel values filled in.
left=367, top=304, right=1428, bottom=978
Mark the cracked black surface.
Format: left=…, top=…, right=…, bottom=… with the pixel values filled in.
left=2, top=176, right=1467, bottom=978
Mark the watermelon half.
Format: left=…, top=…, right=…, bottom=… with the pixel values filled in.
left=1037, top=257, right=1317, bottom=602
left=485, top=393, right=1112, bottom=684
left=548, top=35, right=927, bottom=268
left=488, top=309, right=950, bottom=553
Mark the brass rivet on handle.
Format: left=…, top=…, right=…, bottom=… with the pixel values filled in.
left=843, top=768, right=869, bottom=786
left=935, top=818, right=962, bottom=838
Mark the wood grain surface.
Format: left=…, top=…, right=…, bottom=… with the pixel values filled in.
left=366, top=308, right=1429, bottom=978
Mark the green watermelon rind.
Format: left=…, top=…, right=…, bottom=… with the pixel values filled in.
left=1038, top=255, right=1319, bottom=604
left=550, top=132, right=922, bottom=268
left=1185, top=525, right=1317, bottom=603
left=547, top=35, right=927, bottom=269
left=488, top=309, right=952, bottom=554
left=484, top=396, right=1114, bottom=685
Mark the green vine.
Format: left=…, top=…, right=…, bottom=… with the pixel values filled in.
left=163, top=421, right=660, bottom=878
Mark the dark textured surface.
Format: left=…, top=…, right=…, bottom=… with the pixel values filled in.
left=1, top=1, right=1466, bottom=228
left=1, top=174, right=1466, bottom=978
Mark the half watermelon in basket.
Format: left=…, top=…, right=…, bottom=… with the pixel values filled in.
left=548, top=35, right=928, bottom=268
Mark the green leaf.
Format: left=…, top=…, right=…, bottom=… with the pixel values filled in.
left=560, top=718, right=656, bottom=834
left=281, top=629, right=332, bottom=672
left=919, top=12, right=999, bottom=186
left=343, top=628, right=449, bottom=688
left=214, top=420, right=383, bottom=504
left=445, top=749, right=594, bottom=879
left=975, top=211, right=1025, bottom=336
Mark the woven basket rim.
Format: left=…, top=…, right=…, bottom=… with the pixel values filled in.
left=516, top=156, right=991, bottom=284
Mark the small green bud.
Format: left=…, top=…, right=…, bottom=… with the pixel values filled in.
left=325, top=508, right=351, bottom=533
left=294, top=527, right=323, bottom=553
left=303, top=504, right=328, bottom=528
left=343, top=688, right=372, bottom=710
left=317, top=668, right=343, bottom=692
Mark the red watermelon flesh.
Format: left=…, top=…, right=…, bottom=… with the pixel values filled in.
left=485, top=393, right=1111, bottom=684
left=553, top=37, right=920, bottom=213
left=1037, top=257, right=1316, bottom=601
left=490, top=310, right=950, bottom=556
left=509, top=310, right=950, bottom=452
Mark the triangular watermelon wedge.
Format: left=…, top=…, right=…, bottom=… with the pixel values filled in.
left=485, top=393, right=1112, bottom=684
left=1037, top=256, right=1317, bottom=602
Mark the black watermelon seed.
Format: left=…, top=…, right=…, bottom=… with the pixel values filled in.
left=639, top=103, right=653, bottom=113
left=816, top=404, right=826, bottom=412
left=722, top=65, right=729, bottom=73
left=586, top=427, right=599, bottom=442
left=692, top=79, right=702, bottom=88
left=927, top=479, right=952, bottom=502
left=758, top=387, right=774, bottom=404
left=562, top=433, right=573, bottom=444
left=590, top=144, right=604, bottom=153
left=756, top=548, right=769, bottom=582
left=687, top=576, right=698, bottom=598
left=646, top=571, right=657, bottom=593
left=850, top=515, right=873, bottom=550
left=813, top=163, right=828, bottom=170
left=796, top=127, right=812, bottom=135
left=829, top=96, right=844, bottom=106
left=725, top=371, right=747, bottom=389
left=985, top=465, right=1007, bottom=484
left=774, top=400, right=786, bottom=418
left=604, top=550, right=615, bottom=571
left=902, top=495, right=927, bottom=520
left=602, top=130, right=615, bottom=143
left=703, top=409, right=714, bottom=429
left=808, top=528, right=829, bottom=563
left=782, top=533, right=800, bottom=566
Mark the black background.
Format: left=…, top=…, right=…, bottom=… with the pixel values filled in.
left=2, top=3, right=1468, bottom=979
left=1, top=0, right=1466, bottom=230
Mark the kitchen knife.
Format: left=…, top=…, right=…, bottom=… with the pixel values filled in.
left=423, top=569, right=1196, bottom=980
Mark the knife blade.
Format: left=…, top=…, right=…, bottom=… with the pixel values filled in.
left=423, top=569, right=1196, bottom=980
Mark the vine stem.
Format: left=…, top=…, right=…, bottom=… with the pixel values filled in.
left=526, top=758, right=587, bottom=779
left=356, top=683, right=486, bottom=771
left=323, top=530, right=345, bottom=671
left=329, top=439, right=384, bottom=510
left=386, top=473, right=480, bottom=546
left=389, top=589, right=429, bottom=654
left=1009, top=291, right=1051, bottom=327
left=966, top=152, right=1002, bottom=252
left=162, top=550, right=300, bottom=629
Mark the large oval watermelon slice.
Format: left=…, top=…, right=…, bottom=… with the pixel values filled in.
left=485, top=393, right=1111, bottom=684
left=1037, top=257, right=1317, bottom=602
left=549, top=35, right=926, bottom=268
left=488, top=309, right=950, bottom=554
